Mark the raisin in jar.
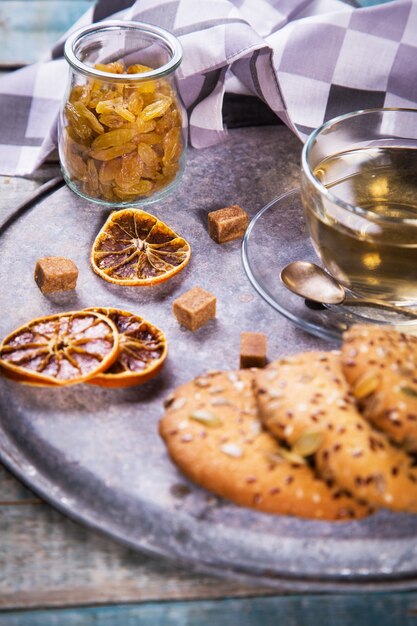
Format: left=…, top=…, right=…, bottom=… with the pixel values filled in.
left=59, top=21, right=185, bottom=206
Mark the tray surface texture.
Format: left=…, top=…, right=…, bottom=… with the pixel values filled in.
left=0, top=127, right=416, bottom=591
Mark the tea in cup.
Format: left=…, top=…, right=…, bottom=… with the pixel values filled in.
left=301, top=108, right=417, bottom=305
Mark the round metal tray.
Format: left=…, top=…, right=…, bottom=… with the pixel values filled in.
left=1, top=129, right=417, bottom=592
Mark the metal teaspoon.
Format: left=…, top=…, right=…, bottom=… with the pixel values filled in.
left=280, top=261, right=417, bottom=318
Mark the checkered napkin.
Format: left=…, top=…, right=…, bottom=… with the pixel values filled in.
left=0, top=0, right=416, bottom=176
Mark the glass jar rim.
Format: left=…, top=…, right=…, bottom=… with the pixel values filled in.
left=301, top=107, right=417, bottom=224
left=64, top=20, right=183, bottom=82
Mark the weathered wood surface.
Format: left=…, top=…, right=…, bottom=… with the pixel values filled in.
left=2, top=593, right=417, bottom=626
left=0, top=1, right=94, bottom=67
left=0, top=460, right=274, bottom=611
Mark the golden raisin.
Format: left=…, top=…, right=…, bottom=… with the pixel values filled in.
left=60, top=60, right=183, bottom=203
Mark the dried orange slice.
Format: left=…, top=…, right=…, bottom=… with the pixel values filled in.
left=90, top=208, right=191, bottom=286
left=86, top=307, right=167, bottom=388
left=0, top=311, right=119, bottom=387
left=0, top=367, right=60, bottom=387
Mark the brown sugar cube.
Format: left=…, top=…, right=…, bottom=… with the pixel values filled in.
left=208, top=205, right=248, bottom=243
left=34, top=257, right=78, bottom=294
left=240, top=332, right=267, bottom=368
left=173, top=286, right=216, bottom=331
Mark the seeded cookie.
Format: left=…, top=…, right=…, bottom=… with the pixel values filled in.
left=255, top=352, right=417, bottom=513
left=159, top=370, right=372, bottom=521
left=342, top=325, right=417, bottom=451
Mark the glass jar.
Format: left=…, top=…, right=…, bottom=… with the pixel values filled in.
left=59, top=20, right=186, bottom=206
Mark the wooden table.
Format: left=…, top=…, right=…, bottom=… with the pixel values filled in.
left=1, top=1, right=417, bottom=623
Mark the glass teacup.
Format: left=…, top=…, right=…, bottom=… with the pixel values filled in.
left=301, top=108, right=417, bottom=305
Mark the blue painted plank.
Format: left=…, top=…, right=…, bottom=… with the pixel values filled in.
left=0, top=1, right=94, bottom=65
left=1, top=594, right=417, bottom=626
left=358, top=1, right=393, bottom=5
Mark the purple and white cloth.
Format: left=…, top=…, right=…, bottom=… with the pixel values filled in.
left=0, top=0, right=416, bottom=176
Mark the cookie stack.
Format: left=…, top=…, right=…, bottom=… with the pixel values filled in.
left=159, top=325, right=417, bottom=521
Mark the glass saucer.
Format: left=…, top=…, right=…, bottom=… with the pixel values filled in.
left=242, top=188, right=417, bottom=342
